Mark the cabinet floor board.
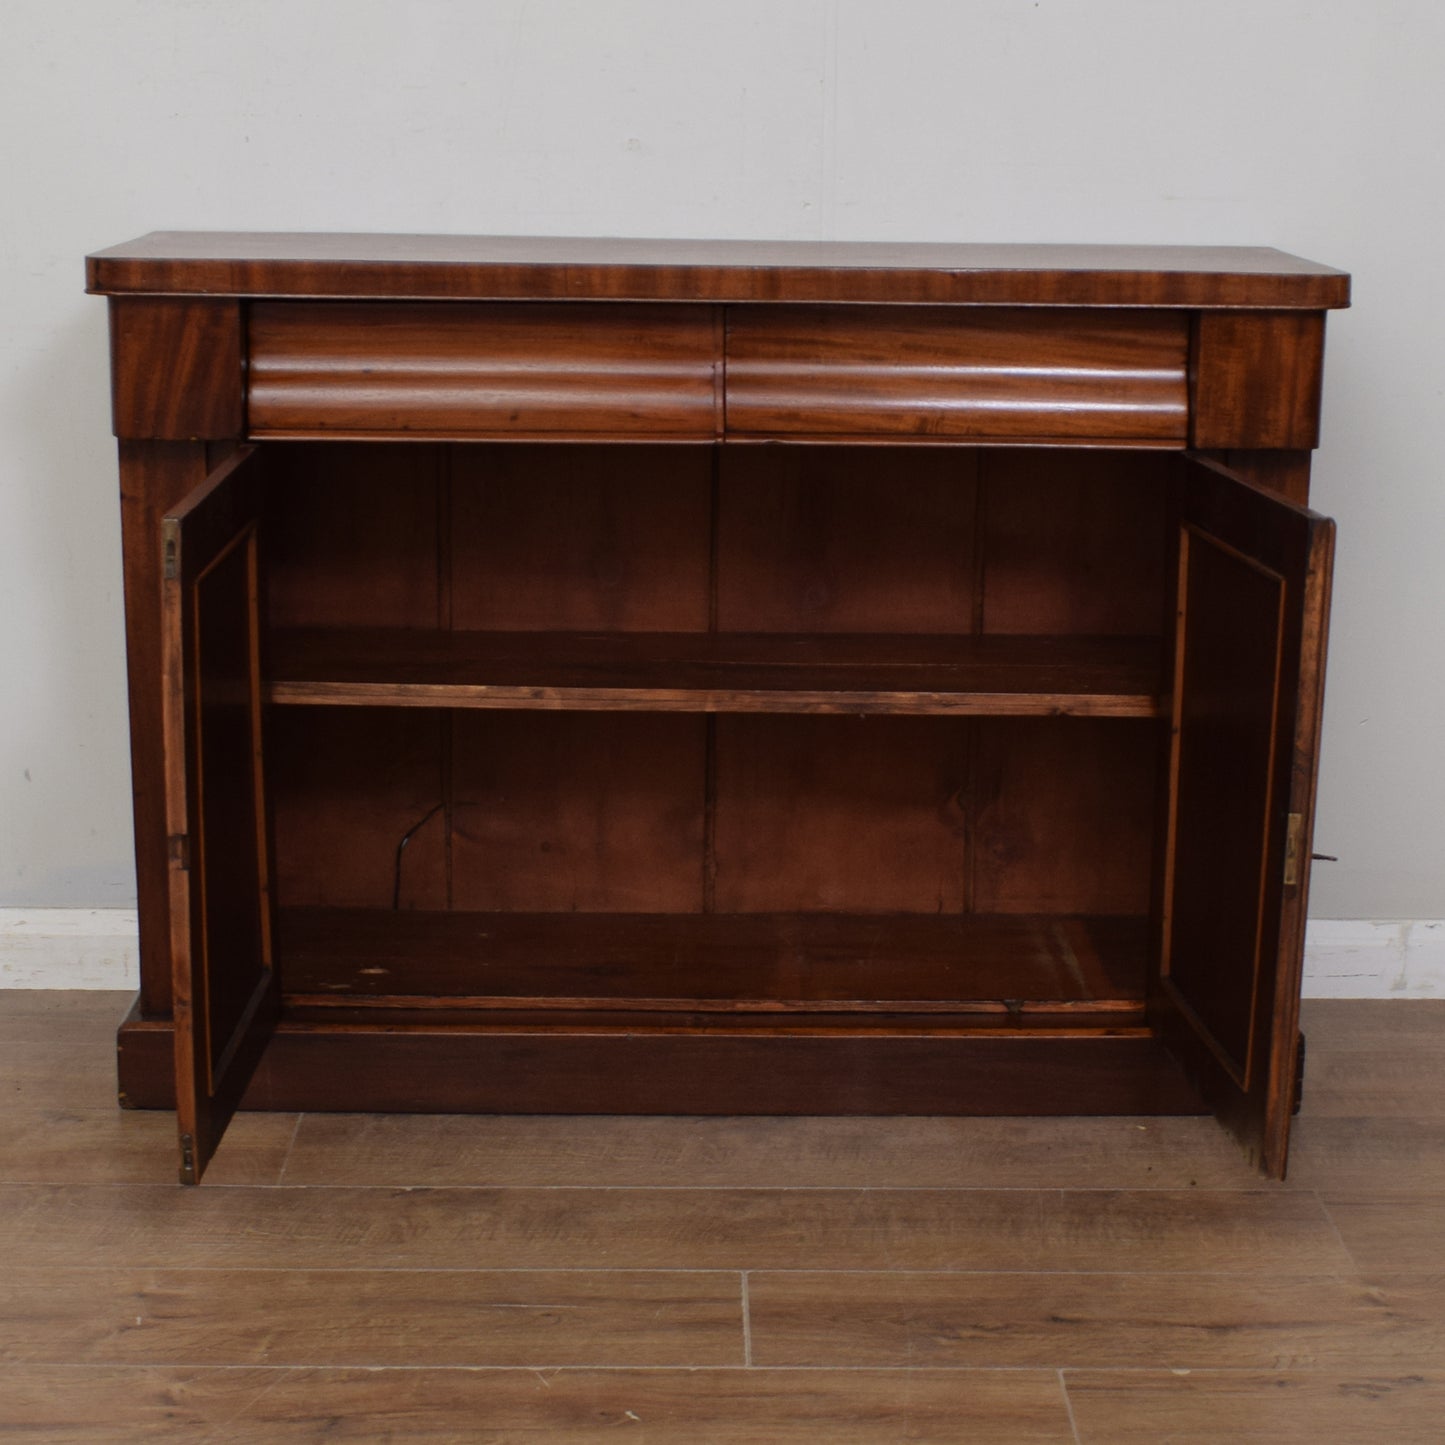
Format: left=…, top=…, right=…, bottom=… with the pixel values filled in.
left=277, top=907, right=1149, bottom=1014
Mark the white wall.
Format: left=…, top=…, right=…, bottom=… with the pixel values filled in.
left=1, top=0, right=1441, bottom=919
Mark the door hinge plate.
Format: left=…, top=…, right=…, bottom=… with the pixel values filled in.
left=1283, top=811, right=1304, bottom=888
left=168, top=833, right=191, bottom=871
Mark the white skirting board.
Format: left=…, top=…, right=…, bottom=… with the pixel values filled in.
left=0, top=908, right=1443, bottom=998
left=0, top=909, right=142, bottom=990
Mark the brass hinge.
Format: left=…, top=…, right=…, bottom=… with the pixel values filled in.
left=1292, top=1031, right=1308, bottom=1115
left=179, top=1133, right=197, bottom=1186
left=1283, top=812, right=1304, bottom=887
left=168, top=833, right=191, bottom=871
left=162, top=521, right=179, bottom=582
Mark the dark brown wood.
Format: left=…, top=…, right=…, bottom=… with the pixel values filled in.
left=116, top=1017, right=1204, bottom=1117
left=972, top=719, right=1160, bottom=916
left=978, top=451, right=1171, bottom=635
left=715, top=446, right=978, bottom=634
left=727, top=308, right=1189, bottom=442
left=119, top=442, right=225, bottom=1017
left=712, top=715, right=969, bottom=913
left=264, top=629, right=1166, bottom=717
left=248, top=303, right=720, bottom=438
left=1191, top=312, right=1327, bottom=449
left=262, top=444, right=446, bottom=629
left=108, top=298, right=243, bottom=440
left=448, top=444, right=713, bottom=631
left=275, top=908, right=1147, bottom=1012
left=1195, top=448, right=1314, bottom=506
left=267, top=708, right=449, bottom=911
left=1155, top=457, right=1335, bottom=1178
left=93, top=234, right=1347, bottom=1182
left=161, top=449, right=278, bottom=1184
left=448, top=712, right=706, bottom=913
left=88, top=233, right=1351, bottom=308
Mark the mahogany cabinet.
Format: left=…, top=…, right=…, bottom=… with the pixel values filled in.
left=87, top=235, right=1349, bottom=1183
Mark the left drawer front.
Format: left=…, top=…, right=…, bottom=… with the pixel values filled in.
left=247, top=303, right=720, bottom=438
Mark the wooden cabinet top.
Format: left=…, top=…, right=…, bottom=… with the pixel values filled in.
left=87, top=233, right=1349, bottom=309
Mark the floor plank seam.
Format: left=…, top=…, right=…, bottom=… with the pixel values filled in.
left=741, top=1271, right=753, bottom=1367
left=274, top=1114, right=305, bottom=1186
left=1057, top=1368, right=1084, bottom=1445
left=1313, top=1189, right=1366, bottom=1273
left=0, top=1362, right=1102, bottom=1374
left=0, top=1180, right=1313, bottom=1194
left=0, top=1265, right=1374, bottom=1278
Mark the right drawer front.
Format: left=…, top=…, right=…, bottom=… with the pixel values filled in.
left=725, top=306, right=1189, bottom=443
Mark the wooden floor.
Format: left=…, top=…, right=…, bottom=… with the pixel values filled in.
left=1, top=994, right=1443, bottom=1442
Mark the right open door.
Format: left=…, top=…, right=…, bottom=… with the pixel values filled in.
left=1155, top=457, right=1334, bottom=1178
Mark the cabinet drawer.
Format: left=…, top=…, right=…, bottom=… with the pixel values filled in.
left=726, top=307, right=1189, bottom=442
left=248, top=302, right=721, bottom=438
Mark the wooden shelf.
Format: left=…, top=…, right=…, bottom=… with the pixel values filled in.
left=278, top=908, right=1148, bottom=1019
left=265, top=630, right=1165, bottom=717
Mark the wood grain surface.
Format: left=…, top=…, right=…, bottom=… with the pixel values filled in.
left=265, top=629, right=1166, bottom=716
left=275, top=907, right=1149, bottom=1010
left=3, top=993, right=1439, bottom=1441
left=726, top=307, right=1189, bottom=441
left=87, top=232, right=1351, bottom=308
left=249, top=302, right=721, bottom=438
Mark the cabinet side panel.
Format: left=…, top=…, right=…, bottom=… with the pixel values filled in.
left=980, top=451, right=1170, bottom=637
left=712, top=716, right=969, bottom=913
left=109, top=298, right=243, bottom=440
left=1190, top=312, right=1325, bottom=450
left=449, top=445, right=712, bottom=632
left=715, top=448, right=977, bottom=633
left=450, top=713, right=707, bottom=912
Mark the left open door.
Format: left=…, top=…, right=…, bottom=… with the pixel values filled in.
left=161, top=447, right=278, bottom=1184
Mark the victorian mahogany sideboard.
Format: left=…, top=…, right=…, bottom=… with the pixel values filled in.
left=87, top=235, right=1349, bottom=1183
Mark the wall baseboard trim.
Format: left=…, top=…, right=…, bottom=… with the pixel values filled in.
left=1298, top=919, right=1445, bottom=999
left=1, top=909, right=1442, bottom=999
left=0, top=909, right=140, bottom=989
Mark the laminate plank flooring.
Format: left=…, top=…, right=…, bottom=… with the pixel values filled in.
left=0, top=991, right=1439, bottom=1442
left=1065, top=1370, right=1445, bottom=1444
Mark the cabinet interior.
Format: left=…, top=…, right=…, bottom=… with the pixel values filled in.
left=255, top=441, right=1175, bottom=1032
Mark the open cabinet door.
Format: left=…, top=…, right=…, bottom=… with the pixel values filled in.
left=1156, top=457, right=1333, bottom=1178
left=161, top=447, right=277, bottom=1184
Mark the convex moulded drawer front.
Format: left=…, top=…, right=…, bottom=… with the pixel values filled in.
left=725, top=307, right=1190, bottom=442
left=247, top=302, right=722, bottom=438
left=247, top=301, right=1189, bottom=443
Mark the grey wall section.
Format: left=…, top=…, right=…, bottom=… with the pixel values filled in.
left=0, top=0, right=1439, bottom=918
